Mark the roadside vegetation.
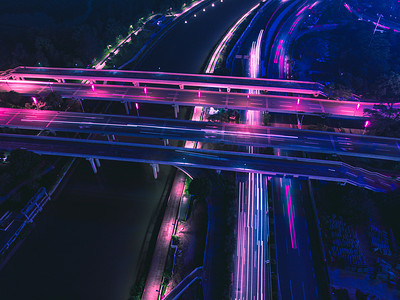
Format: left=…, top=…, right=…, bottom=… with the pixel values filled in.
left=313, top=180, right=400, bottom=296
left=292, top=0, right=400, bottom=101
left=0, top=0, right=201, bottom=70
left=206, top=2, right=260, bottom=76
left=0, top=150, right=70, bottom=213
left=0, top=91, right=81, bottom=112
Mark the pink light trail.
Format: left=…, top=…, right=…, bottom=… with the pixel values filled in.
left=274, top=40, right=284, bottom=64
left=296, top=6, right=308, bottom=16
left=285, top=185, right=297, bottom=249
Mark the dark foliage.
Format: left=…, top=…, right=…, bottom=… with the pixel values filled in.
left=189, top=177, right=211, bottom=200
left=0, top=0, right=196, bottom=70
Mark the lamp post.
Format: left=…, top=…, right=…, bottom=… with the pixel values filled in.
left=135, top=103, right=139, bottom=117
left=31, top=97, right=38, bottom=110
left=363, top=120, right=370, bottom=135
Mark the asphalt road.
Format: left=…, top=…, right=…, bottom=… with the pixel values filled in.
left=265, top=1, right=333, bottom=299
left=1, top=107, right=399, bottom=161
left=272, top=177, right=319, bottom=299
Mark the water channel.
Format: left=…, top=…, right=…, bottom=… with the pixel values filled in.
left=0, top=0, right=259, bottom=299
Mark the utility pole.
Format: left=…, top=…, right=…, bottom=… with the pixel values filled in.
left=369, top=13, right=384, bottom=46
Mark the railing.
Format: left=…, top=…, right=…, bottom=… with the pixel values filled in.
left=0, top=187, right=50, bottom=256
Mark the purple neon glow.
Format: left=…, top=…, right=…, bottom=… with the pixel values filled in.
left=135, top=103, right=139, bottom=110
left=91, top=84, right=95, bottom=91
left=144, top=86, right=147, bottom=95
left=279, top=53, right=285, bottom=79
left=266, top=6, right=282, bottom=39
left=31, top=96, right=37, bottom=104
left=274, top=40, right=284, bottom=64
left=296, top=5, right=308, bottom=16
left=364, top=120, right=370, bottom=128
left=297, top=98, right=300, bottom=105
left=356, top=103, right=360, bottom=110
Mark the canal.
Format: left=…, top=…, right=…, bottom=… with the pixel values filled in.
left=0, top=161, right=171, bottom=300
left=0, top=0, right=259, bottom=299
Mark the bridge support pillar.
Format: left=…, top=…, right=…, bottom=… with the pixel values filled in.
left=173, top=104, right=179, bottom=118
left=151, top=163, right=159, bottom=179
left=107, top=134, right=116, bottom=142
left=123, top=102, right=130, bottom=115
left=128, top=101, right=132, bottom=110
left=95, top=158, right=101, bottom=168
left=78, top=99, right=85, bottom=112
left=163, top=139, right=169, bottom=146
left=87, top=158, right=98, bottom=174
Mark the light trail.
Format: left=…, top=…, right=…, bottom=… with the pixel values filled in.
left=285, top=185, right=297, bottom=249
left=205, top=3, right=260, bottom=74
left=234, top=29, right=269, bottom=300
left=274, top=39, right=283, bottom=64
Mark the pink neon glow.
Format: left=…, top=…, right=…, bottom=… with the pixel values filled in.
left=308, top=1, right=318, bottom=9
left=274, top=40, right=284, bottom=64
left=247, top=94, right=250, bottom=99
left=394, top=29, right=400, bottom=33
left=144, top=87, right=147, bottom=95
left=364, top=120, right=370, bottom=128
left=344, top=3, right=352, bottom=13
left=135, top=103, right=139, bottom=110
left=288, top=187, right=297, bottom=249
left=297, top=98, right=300, bottom=105
left=285, top=185, right=297, bottom=249
left=198, top=90, right=201, bottom=98
left=373, top=22, right=390, bottom=30
left=289, top=17, right=302, bottom=34
left=296, top=6, right=308, bottom=16
left=31, top=96, right=37, bottom=104
left=91, top=84, right=95, bottom=91
left=356, top=103, right=360, bottom=110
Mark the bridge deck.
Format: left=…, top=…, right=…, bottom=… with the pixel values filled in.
left=0, top=108, right=399, bottom=161
left=0, top=133, right=397, bottom=192
left=3, top=66, right=325, bottom=95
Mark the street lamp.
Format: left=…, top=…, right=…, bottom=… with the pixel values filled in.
left=363, top=120, right=370, bottom=134
left=296, top=98, right=303, bottom=129
left=135, top=103, right=139, bottom=117
left=31, top=97, right=38, bottom=110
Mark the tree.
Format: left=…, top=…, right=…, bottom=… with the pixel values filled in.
left=0, top=91, right=27, bottom=108
left=43, top=92, right=68, bottom=111
left=263, top=112, right=271, bottom=126
left=188, top=177, right=211, bottom=200
left=374, top=72, right=400, bottom=102
left=7, top=149, right=41, bottom=180
left=171, top=235, right=180, bottom=245
left=364, top=103, right=400, bottom=137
